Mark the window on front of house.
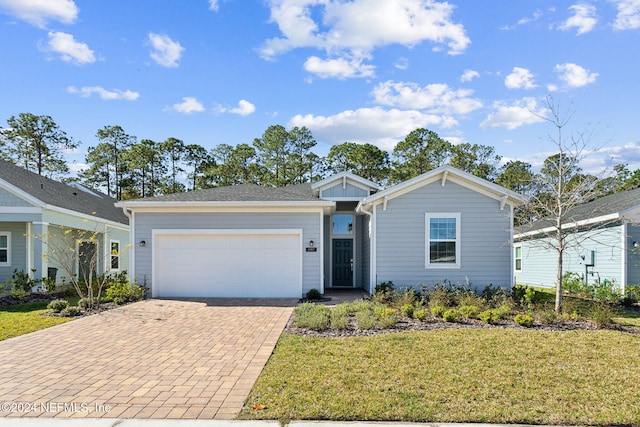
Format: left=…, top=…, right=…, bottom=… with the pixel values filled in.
left=110, top=240, right=120, bottom=271
left=515, top=246, right=522, bottom=272
left=0, top=232, right=9, bottom=265
left=426, top=213, right=460, bottom=268
left=332, top=214, right=353, bottom=235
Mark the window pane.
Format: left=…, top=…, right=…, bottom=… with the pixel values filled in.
left=430, top=218, right=456, bottom=240
left=111, top=255, right=119, bottom=269
left=515, top=247, right=521, bottom=258
left=0, top=235, right=7, bottom=248
left=515, top=259, right=522, bottom=270
left=332, top=214, right=353, bottom=235
left=0, top=250, right=6, bottom=263
left=430, top=242, right=456, bottom=263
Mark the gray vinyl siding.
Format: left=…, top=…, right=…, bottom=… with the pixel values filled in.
left=134, top=211, right=321, bottom=296
left=375, top=180, right=513, bottom=291
left=0, top=188, right=33, bottom=207
left=323, top=215, right=330, bottom=291
left=321, top=183, right=369, bottom=198
left=0, top=222, right=28, bottom=283
left=516, top=223, right=625, bottom=289
left=627, top=223, right=640, bottom=285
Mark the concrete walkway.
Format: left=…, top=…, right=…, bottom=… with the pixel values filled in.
left=0, top=299, right=294, bottom=420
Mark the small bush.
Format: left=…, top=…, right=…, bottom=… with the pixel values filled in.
left=479, top=310, right=495, bottom=324
left=10, top=288, right=30, bottom=300
left=459, top=305, right=480, bottom=319
left=400, top=304, right=414, bottom=318
left=294, top=303, right=330, bottom=330
left=537, top=307, right=558, bottom=325
left=375, top=281, right=394, bottom=294
left=378, top=314, right=398, bottom=329
left=430, top=304, right=446, bottom=318
left=47, top=299, right=69, bottom=313
left=105, top=282, right=145, bottom=305
left=374, top=305, right=396, bottom=318
left=442, top=309, right=461, bottom=323
left=41, top=277, right=57, bottom=294
left=588, top=303, right=615, bottom=329
left=305, top=288, right=322, bottom=300
left=330, top=303, right=350, bottom=329
left=356, top=310, right=377, bottom=330
left=60, top=306, right=82, bottom=317
left=514, top=313, right=534, bottom=327
left=413, top=308, right=428, bottom=320
left=77, top=298, right=90, bottom=309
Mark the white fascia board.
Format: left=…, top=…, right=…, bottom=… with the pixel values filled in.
left=0, top=179, right=46, bottom=208
left=44, top=204, right=130, bottom=231
left=620, top=205, right=640, bottom=221
left=514, top=212, right=621, bottom=239
left=0, top=206, right=42, bottom=214
left=116, top=201, right=335, bottom=212
left=311, top=171, right=382, bottom=192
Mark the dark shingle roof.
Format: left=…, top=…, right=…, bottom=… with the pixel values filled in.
left=517, top=186, right=640, bottom=234
left=0, top=159, right=128, bottom=225
left=128, top=182, right=319, bottom=202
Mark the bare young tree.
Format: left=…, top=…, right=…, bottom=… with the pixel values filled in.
left=519, top=96, right=610, bottom=313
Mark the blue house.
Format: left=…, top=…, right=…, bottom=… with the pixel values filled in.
left=0, top=159, right=130, bottom=287
left=514, top=187, right=640, bottom=294
left=117, top=166, right=524, bottom=298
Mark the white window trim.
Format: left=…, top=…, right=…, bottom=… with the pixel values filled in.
left=0, top=232, right=10, bottom=266
left=514, top=245, right=522, bottom=272
left=110, top=239, right=121, bottom=272
left=425, top=213, right=461, bottom=269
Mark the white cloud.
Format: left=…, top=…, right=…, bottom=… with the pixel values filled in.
left=501, top=9, right=544, bottom=30
left=558, top=3, right=598, bottom=35
left=304, top=56, right=375, bottom=79
left=611, top=0, right=640, bottom=30
left=480, top=97, right=548, bottom=130
left=260, top=0, right=470, bottom=79
left=394, top=57, right=409, bottom=70
left=0, top=0, right=78, bottom=28
left=460, top=69, right=479, bottom=82
left=67, top=86, right=139, bottom=101
left=504, top=67, right=537, bottom=89
left=372, top=80, right=482, bottom=115
left=288, top=106, right=456, bottom=150
left=208, top=0, right=219, bottom=11
left=45, top=31, right=95, bottom=65
left=554, top=63, right=598, bottom=87
left=148, top=32, right=184, bottom=68
left=220, top=99, right=256, bottom=116
left=172, top=97, right=204, bottom=114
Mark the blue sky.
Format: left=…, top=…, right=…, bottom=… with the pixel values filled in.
left=1, top=0, right=639, bottom=176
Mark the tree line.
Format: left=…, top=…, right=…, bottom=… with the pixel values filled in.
left=2, top=112, right=639, bottom=206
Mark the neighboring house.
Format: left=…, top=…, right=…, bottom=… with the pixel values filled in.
left=116, top=165, right=524, bottom=298
left=514, top=187, right=640, bottom=294
left=0, top=159, right=130, bottom=287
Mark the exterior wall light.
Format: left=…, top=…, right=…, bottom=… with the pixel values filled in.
left=139, top=240, right=146, bottom=247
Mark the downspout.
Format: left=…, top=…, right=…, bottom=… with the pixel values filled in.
left=356, top=202, right=375, bottom=295
left=121, top=207, right=135, bottom=287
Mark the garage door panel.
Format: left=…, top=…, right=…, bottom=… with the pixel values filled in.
left=154, top=232, right=301, bottom=298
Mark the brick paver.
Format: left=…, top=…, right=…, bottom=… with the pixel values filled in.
left=0, top=299, right=294, bottom=419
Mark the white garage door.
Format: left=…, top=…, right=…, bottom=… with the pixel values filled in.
left=153, top=230, right=302, bottom=298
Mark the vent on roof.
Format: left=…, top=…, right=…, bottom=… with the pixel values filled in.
left=67, top=182, right=103, bottom=198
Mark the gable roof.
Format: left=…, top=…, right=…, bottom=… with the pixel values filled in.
left=357, top=165, right=526, bottom=211
left=0, top=159, right=128, bottom=225
left=311, top=171, right=382, bottom=193
left=515, top=186, right=640, bottom=236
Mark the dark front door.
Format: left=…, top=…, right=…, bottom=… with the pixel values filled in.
left=332, top=239, right=353, bottom=287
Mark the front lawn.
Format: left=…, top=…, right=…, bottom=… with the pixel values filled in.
left=0, top=300, right=76, bottom=341
left=240, top=329, right=640, bottom=425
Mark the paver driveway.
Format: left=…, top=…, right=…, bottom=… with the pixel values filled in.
left=0, top=299, right=294, bottom=420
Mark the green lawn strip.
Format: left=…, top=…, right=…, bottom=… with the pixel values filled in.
left=0, top=299, right=80, bottom=341
left=240, top=329, right=640, bottom=425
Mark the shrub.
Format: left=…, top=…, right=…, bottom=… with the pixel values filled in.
left=459, top=305, right=480, bottom=319
left=374, top=305, right=396, bottom=318
left=306, top=288, right=322, bottom=300
left=479, top=310, right=495, bottom=324
left=10, top=288, right=29, bottom=300
left=378, top=314, right=398, bottom=329
left=77, top=298, right=90, bottom=309
left=430, top=304, right=446, bottom=318
left=60, top=306, right=82, bottom=317
left=592, top=279, right=622, bottom=302
left=47, top=299, right=69, bottom=313
left=492, top=303, right=512, bottom=320
left=105, top=282, right=145, bottom=305
left=40, top=277, right=57, bottom=294
left=355, top=310, right=377, bottom=330
left=294, top=303, right=330, bottom=330
left=375, top=281, right=394, bottom=294
left=413, top=308, right=428, bottom=320
left=536, top=307, right=558, bottom=325
left=563, top=272, right=587, bottom=296
left=10, top=269, right=40, bottom=293
left=400, top=304, right=414, bottom=318
left=588, top=303, right=615, bottom=329
left=442, top=309, right=461, bottom=323
left=514, top=314, right=534, bottom=327
left=330, top=303, right=350, bottom=329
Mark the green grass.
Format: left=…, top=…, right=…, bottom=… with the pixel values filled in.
left=240, top=329, right=640, bottom=425
left=0, top=299, right=78, bottom=341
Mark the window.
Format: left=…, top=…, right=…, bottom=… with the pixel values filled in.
left=110, top=240, right=120, bottom=271
left=426, top=213, right=460, bottom=268
left=515, top=246, right=522, bottom=272
left=332, top=214, right=353, bottom=235
left=0, top=232, right=9, bottom=265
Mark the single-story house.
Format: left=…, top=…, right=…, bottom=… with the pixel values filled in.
left=514, top=186, right=640, bottom=293
left=116, top=165, right=524, bottom=298
left=0, top=159, right=130, bottom=287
